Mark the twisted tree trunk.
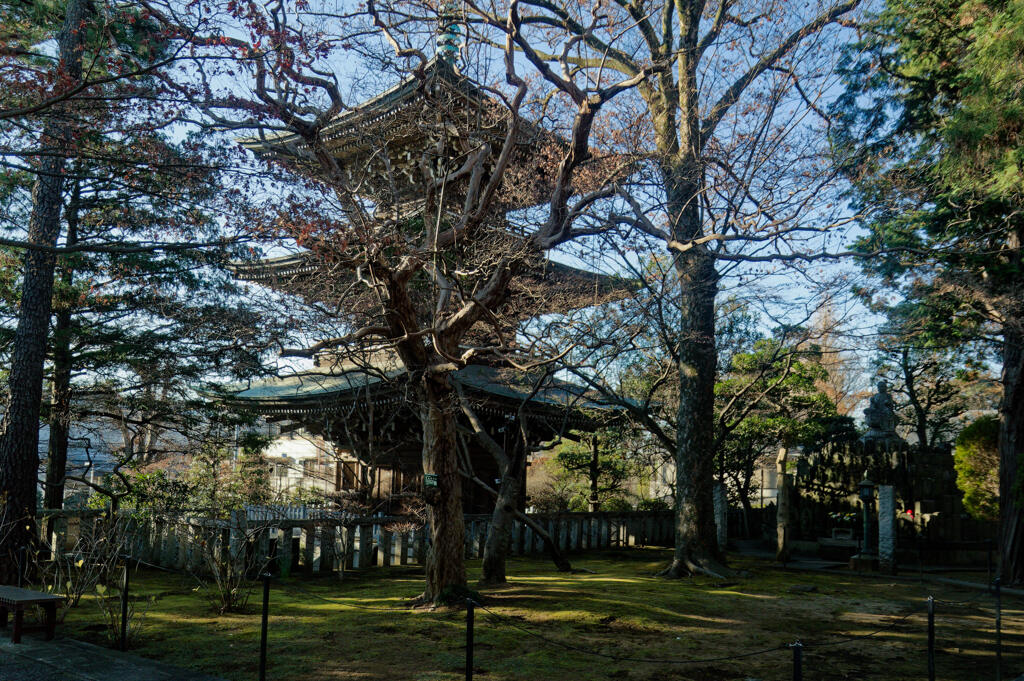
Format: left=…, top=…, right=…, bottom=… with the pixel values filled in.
left=420, top=374, right=467, bottom=602
left=480, top=466, right=520, bottom=586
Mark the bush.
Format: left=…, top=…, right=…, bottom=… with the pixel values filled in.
left=636, top=498, right=671, bottom=512
left=30, top=513, right=132, bottom=620
left=528, top=484, right=573, bottom=513
left=954, top=415, right=1000, bottom=521
left=95, top=582, right=153, bottom=647
left=601, top=496, right=635, bottom=512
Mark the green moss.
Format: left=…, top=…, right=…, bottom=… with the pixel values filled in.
left=57, top=550, right=1016, bottom=681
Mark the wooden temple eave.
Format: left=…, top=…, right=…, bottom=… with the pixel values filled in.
left=229, top=391, right=603, bottom=428
left=230, top=248, right=636, bottom=316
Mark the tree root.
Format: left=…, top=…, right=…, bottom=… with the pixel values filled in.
left=657, top=555, right=734, bottom=580
left=409, top=584, right=482, bottom=609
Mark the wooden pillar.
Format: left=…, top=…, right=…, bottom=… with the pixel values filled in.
left=343, top=526, right=357, bottom=571
left=379, top=529, right=393, bottom=567
left=399, top=532, right=410, bottom=565
left=358, top=523, right=373, bottom=569
left=413, top=527, right=426, bottom=565
left=319, top=525, right=335, bottom=575
left=278, top=524, right=293, bottom=577
left=303, top=525, right=316, bottom=576
left=465, top=520, right=477, bottom=559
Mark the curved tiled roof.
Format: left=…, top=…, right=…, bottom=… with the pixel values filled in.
left=222, top=362, right=621, bottom=423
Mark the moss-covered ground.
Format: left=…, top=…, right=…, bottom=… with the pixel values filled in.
left=58, top=549, right=1021, bottom=681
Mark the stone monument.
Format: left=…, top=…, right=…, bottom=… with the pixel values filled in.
left=860, top=381, right=905, bottom=448
left=877, top=485, right=896, bottom=574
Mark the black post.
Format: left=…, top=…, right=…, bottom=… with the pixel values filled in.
left=259, top=572, right=271, bottom=681
left=465, top=598, right=475, bottom=681
left=927, top=596, right=935, bottom=681
left=120, top=559, right=129, bottom=651
left=995, top=578, right=1002, bottom=681
left=791, top=640, right=802, bottom=681
left=987, top=545, right=993, bottom=593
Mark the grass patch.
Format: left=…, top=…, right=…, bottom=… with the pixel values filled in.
left=58, top=548, right=1022, bottom=681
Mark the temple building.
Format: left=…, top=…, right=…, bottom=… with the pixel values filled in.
left=222, top=56, right=631, bottom=513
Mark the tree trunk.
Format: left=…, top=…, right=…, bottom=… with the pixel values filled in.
left=661, top=224, right=725, bottom=577
left=420, top=374, right=467, bottom=603
left=480, top=469, right=519, bottom=586
left=42, top=307, right=72, bottom=555
left=44, top=181, right=79, bottom=520
left=999, top=322, right=1024, bottom=584
left=738, top=492, right=753, bottom=540
left=43, top=332, right=71, bottom=512
left=588, top=436, right=600, bottom=512
left=0, top=0, right=87, bottom=584
left=659, top=163, right=724, bottom=573
left=901, top=348, right=930, bottom=449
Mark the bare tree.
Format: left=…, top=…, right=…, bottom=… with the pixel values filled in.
left=138, top=0, right=652, bottom=602
left=460, top=0, right=863, bottom=576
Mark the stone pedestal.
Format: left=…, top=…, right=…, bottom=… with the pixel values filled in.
left=878, top=485, right=896, bottom=573
left=849, top=553, right=879, bottom=571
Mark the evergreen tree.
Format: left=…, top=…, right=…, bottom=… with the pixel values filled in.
left=0, top=1, right=283, bottom=576
left=834, top=0, right=1024, bottom=580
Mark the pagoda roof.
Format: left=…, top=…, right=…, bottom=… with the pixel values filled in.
left=238, top=59, right=631, bottom=212
left=230, top=250, right=636, bottom=318
left=239, top=58, right=482, bottom=162
left=222, top=362, right=620, bottom=425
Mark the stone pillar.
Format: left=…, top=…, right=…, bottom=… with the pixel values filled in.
left=878, top=485, right=896, bottom=574
left=713, top=482, right=728, bottom=551
left=775, top=448, right=792, bottom=562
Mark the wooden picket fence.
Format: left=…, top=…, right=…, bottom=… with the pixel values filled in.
left=35, top=508, right=674, bottom=578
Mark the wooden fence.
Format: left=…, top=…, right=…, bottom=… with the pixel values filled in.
left=35, top=509, right=674, bottom=577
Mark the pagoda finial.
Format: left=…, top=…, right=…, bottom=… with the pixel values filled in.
left=437, top=0, right=462, bottom=65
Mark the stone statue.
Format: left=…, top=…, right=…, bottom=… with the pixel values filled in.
left=861, top=381, right=904, bottom=447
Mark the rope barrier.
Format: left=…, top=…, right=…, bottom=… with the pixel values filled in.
left=278, top=580, right=437, bottom=614
left=800, top=608, right=919, bottom=648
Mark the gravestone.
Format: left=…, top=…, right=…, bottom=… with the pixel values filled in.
left=878, top=485, right=896, bottom=574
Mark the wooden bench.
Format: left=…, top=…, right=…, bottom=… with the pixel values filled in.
left=0, top=586, right=64, bottom=643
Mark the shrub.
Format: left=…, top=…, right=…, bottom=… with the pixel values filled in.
left=636, top=498, right=671, bottom=512
left=954, top=415, right=1000, bottom=521
left=95, top=581, right=153, bottom=647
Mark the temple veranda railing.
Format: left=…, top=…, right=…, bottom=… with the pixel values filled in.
left=33, top=508, right=675, bottom=578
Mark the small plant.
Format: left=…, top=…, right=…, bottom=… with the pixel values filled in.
left=30, top=512, right=131, bottom=621
left=94, top=581, right=153, bottom=647
left=184, top=515, right=274, bottom=613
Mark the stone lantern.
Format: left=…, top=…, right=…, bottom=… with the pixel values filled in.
left=850, top=473, right=879, bottom=571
